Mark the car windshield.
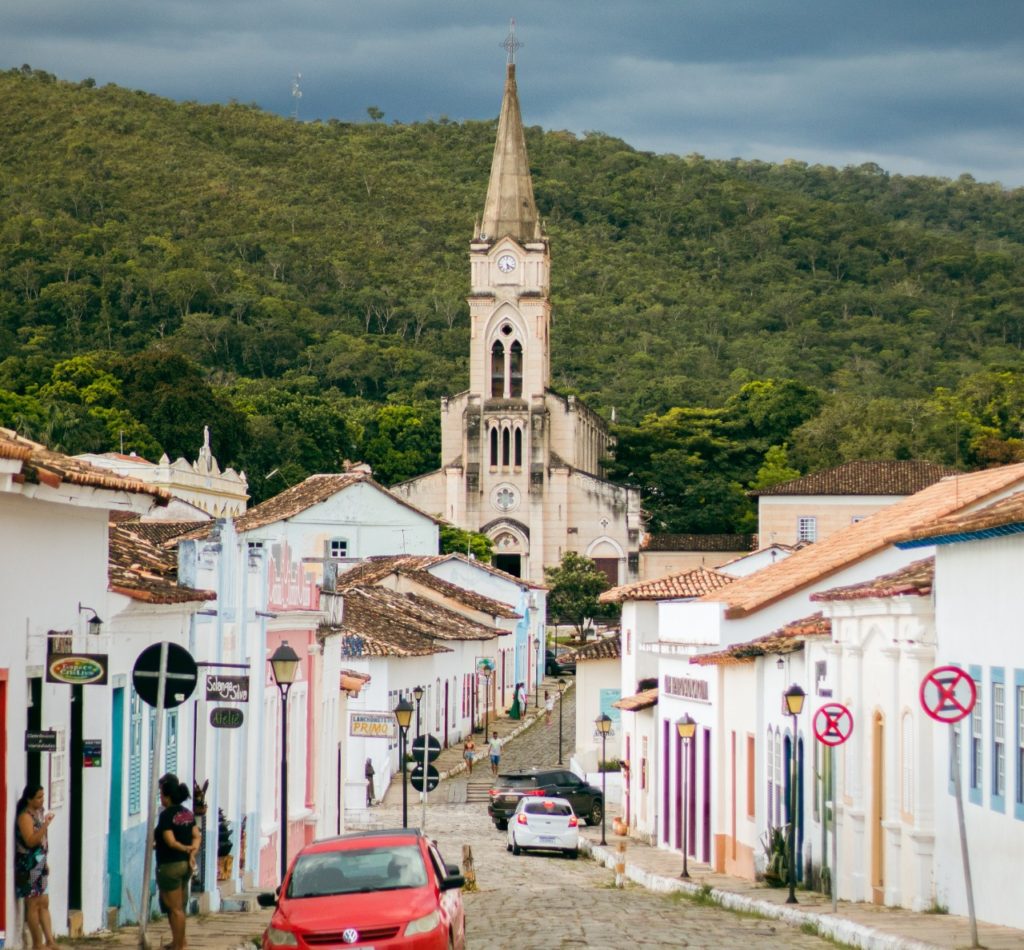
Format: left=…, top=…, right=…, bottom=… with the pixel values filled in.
left=497, top=775, right=540, bottom=789
left=524, top=801, right=572, bottom=816
left=286, top=844, right=428, bottom=898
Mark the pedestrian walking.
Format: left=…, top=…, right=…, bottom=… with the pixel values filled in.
left=463, top=737, right=477, bottom=775
left=488, top=731, right=503, bottom=776
left=154, top=774, right=201, bottom=950
left=15, top=784, right=58, bottom=950
left=544, top=690, right=554, bottom=726
left=365, top=758, right=376, bottom=806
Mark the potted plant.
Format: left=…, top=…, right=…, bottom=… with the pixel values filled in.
left=760, top=824, right=788, bottom=887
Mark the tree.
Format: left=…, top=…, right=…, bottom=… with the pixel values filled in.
left=544, top=553, right=618, bottom=642
left=439, top=524, right=493, bottom=561
left=750, top=444, right=801, bottom=491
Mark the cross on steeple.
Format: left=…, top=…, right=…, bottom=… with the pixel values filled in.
left=502, top=18, right=522, bottom=65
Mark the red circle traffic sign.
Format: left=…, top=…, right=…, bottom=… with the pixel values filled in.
left=813, top=703, right=853, bottom=746
left=920, top=666, right=977, bottom=724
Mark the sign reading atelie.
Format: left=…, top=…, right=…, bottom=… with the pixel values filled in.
left=205, top=674, right=249, bottom=703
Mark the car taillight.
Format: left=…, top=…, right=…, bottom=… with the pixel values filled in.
left=488, top=789, right=498, bottom=797
left=524, top=789, right=546, bottom=796
left=568, top=816, right=579, bottom=827
left=517, top=813, right=529, bottom=824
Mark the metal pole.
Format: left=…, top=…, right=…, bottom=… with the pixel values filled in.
left=830, top=747, right=838, bottom=915
left=951, top=723, right=980, bottom=948
left=681, top=736, right=689, bottom=878
left=535, top=639, right=540, bottom=709
left=138, top=642, right=169, bottom=950
left=600, top=732, right=607, bottom=845
left=415, top=697, right=421, bottom=739
left=787, top=713, right=798, bottom=904
left=484, top=675, right=490, bottom=736
left=279, top=682, right=290, bottom=883
left=400, top=727, right=409, bottom=829
left=421, top=728, right=429, bottom=829
left=558, top=690, right=564, bottom=764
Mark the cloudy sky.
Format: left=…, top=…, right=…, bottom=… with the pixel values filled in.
left=4, top=1, right=1023, bottom=187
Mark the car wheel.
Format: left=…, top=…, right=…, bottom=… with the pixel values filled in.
left=565, top=848, right=578, bottom=860
left=506, top=840, right=512, bottom=852
left=495, top=819, right=508, bottom=831
left=589, top=800, right=604, bottom=826
left=511, top=835, right=521, bottom=856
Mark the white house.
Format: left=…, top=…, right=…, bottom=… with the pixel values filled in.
left=893, top=492, right=1024, bottom=929
left=565, top=634, right=622, bottom=776
left=0, top=429, right=172, bottom=943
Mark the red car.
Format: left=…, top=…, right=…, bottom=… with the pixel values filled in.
left=258, top=828, right=466, bottom=949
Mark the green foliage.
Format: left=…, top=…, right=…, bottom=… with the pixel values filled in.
left=750, top=444, right=801, bottom=491
left=544, top=553, right=618, bottom=641
left=439, top=524, right=494, bottom=561
left=2, top=68, right=1024, bottom=518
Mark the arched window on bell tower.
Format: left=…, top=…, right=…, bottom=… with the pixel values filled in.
left=489, top=426, right=499, bottom=467
left=491, top=341, right=505, bottom=398
left=502, top=426, right=511, bottom=466
left=509, top=340, right=523, bottom=397
left=514, top=426, right=523, bottom=467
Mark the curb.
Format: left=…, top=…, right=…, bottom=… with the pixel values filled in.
left=581, top=838, right=940, bottom=950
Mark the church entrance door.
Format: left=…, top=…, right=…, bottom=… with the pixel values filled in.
left=493, top=554, right=522, bottom=577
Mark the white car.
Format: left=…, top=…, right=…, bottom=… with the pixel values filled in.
left=505, top=796, right=580, bottom=859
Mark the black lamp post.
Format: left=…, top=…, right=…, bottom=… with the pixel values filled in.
left=535, top=637, right=542, bottom=709
left=596, top=714, right=612, bottom=845
left=557, top=678, right=567, bottom=764
left=269, top=641, right=301, bottom=882
left=783, top=683, right=806, bottom=904
left=412, top=684, right=424, bottom=738
left=394, top=696, right=414, bottom=829
left=676, top=714, right=696, bottom=878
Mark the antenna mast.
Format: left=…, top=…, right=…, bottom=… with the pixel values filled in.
left=291, top=72, right=303, bottom=121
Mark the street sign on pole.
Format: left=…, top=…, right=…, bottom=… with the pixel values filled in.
left=133, top=642, right=198, bottom=709
left=920, top=665, right=980, bottom=949
left=812, top=702, right=852, bottom=915
left=410, top=733, right=441, bottom=762
left=812, top=702, right=853, bottom=747
left=409, top=762, right=440, bottom=793
left=920, top=665, right=977, bottom=724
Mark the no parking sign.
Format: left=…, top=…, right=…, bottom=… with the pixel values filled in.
left=813, top=702, right=853, bottom=746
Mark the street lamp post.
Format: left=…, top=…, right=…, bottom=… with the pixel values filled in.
left=675, top=714, right=696, bottom=878
left=596, top=714, right=612, bottom=846
left=412, top=684, right=424, bottom=738
left=783, top=683, right=806, bottom=904
left=535, top=637, right=542, bottom=709
left=557, top=678, right=567, bottom=764
left=483, top=671, right=493, bottom=736
left=268, top=641, right=301, bottom=883
left=394, top=696, right=414, bottom=829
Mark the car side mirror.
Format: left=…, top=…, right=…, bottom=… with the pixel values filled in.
left=257, top=891, right=278, bottom=908
left=441, top=872, right=466, bottom=891
left=445, top=863, right=460, bottom=876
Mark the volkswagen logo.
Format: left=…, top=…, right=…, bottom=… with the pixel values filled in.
left=342, top=929, right=359, bottom=944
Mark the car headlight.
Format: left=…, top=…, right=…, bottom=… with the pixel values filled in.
left=266, top=925, right=299, bottom=947
left=405, top=909, right=441, bottom=936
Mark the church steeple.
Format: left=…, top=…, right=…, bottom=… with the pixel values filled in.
left=478, top=54, right=541, bottom=244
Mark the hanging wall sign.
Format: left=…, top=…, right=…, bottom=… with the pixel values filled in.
left=209, top=707, right=245, bottom=729
left=205, top=674, right=249, bottom=703
left=46, top=653, right=108, bottom=686
left=83, top=739, right=103, bottom=767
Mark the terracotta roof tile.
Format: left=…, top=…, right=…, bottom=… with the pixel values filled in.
left=358, top=586, right=506, bottom=641
left=613, top=687, right=658, bottom=711
left=692, top=613, right=831, bottom=666
left=892, top=491, right=1024, bottom=546
left=812, top=557, right=934, bottom=602
left=108, top=525, right=216, bottom=604
left=118, top=521, right=204, bottom=547
left=0, top=428, right=170, bottom=503
left=319, top=588, right=453, bottom=657
left=642, top=534, right=756, bottom=552
left=750, top=460, right=959, bottom=497
left=404, top=570, right=521, bottom=619
left=701, top=463, right=1024, bottom=617
left=600, top=566, right=735, bottom=604
left=564, top=633, right=621, bottom=663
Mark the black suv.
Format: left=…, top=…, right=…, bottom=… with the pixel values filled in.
left=488, top=768, right=602, bottom=829
left=545, top=648, right=576, bottom=676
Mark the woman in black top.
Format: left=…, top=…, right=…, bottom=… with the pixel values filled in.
left=154, top=774, right=201, bottom=950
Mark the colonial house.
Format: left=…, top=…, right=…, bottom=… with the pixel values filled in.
left=392, top=55, right=642, bottom=587
left=893, top=493, right=1024, bottom=929
left=564, top=634, right=622, bottom=774
left=751, top=460, right=957, bottom=546
left=171, top=472, right=440, bottom=890
left=0, top=429, right=174, bottom=942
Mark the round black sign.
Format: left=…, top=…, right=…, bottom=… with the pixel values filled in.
left=410, top=733, right=442, bottom=762
left=409, top=762, right=440, bottom=792
left=132, top=642, right=198, bottom=709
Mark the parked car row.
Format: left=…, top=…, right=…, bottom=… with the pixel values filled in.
left=488, top=766, right=603, bottom=831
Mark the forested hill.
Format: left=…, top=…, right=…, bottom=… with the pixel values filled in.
left=3, top=65, right=1024, bottom=531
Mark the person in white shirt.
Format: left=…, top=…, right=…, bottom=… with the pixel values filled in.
left=488, top=732, right=503, bottom=775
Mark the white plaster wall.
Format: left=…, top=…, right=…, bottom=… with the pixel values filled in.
left=572, top=658, right=621, bottom=772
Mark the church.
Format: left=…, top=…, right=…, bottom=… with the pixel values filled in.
left=393, top=48, right=643, bottom=587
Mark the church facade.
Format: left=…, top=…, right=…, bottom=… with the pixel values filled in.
left=393, top=60, right=642, bottom=587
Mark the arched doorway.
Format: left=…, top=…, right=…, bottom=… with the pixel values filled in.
left=482, top=518, right=529, bottom=579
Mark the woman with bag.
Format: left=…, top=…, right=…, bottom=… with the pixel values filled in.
left=15, top=784, right=58, bottom=950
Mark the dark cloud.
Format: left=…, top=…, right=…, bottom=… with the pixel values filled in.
left=3, top=1, right=1022, bottom=185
